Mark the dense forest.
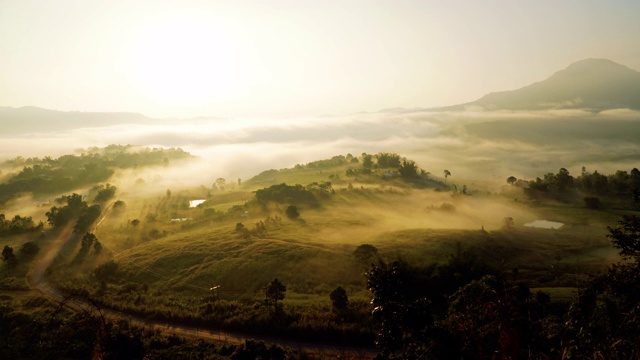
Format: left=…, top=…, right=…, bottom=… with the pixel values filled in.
left=522, top=167, right=640, bottom=207
left=0, top=145, right=192, bottom=205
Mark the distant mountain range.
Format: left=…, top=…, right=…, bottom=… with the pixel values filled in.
left=2, top=58, right=639, bottom=136
left=441, top=58, right=640, bottom=112
left=0, top=106, right=151, bottom=135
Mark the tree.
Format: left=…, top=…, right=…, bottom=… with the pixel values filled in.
left=285, top=205, right=299, bottom=219
left=93, top=240, right=102, bottom=255
left=94, top=260, right=118, bottom=281
left=445, top=276, right=547, bottom=359
left=19, top=241, right=40, bottom=258
left=94, top=183, right=116, bottom=203
left=265, top=278, right=286, bottom=313
left=398, top=160, right=419, bottom=179
left=215, top=178, right=226, bottom=191
left=564, top=215, right=640, bottom=358
left=607, top=215, right=640, bottom=261
left=131, top=219, right=140, bottom=227
left=361, top=153, right=373, bottom=170
left=555, top=167, right=574, bottom=192
left=503, top=217, right=514, bottom=229
left=2, top=245, right=17, bottom=268
left=367, top=261, right=424, bottom=358
left=507, top=176, right=517, bottom=185
left=74, top=204, right=101, bottom=233
left=80, top=233, right=97, bottom=253
left=630, top=168, right=640, bottom=190
left=66, top=193, right=86, bottom=212
left=330, top=286, right=349, bottom=312
left=377, top=153, right=401, bottom=168
left=443, top=170, right=451, bottom=183
left=353, top=244, right=379, bottom=264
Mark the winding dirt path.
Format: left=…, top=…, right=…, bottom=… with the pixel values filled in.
left=26, top=222, right=375, bottom=359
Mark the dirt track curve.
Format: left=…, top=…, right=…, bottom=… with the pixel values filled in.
left=27, top=222, right=376, bottom=359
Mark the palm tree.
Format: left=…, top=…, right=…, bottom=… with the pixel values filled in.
left=443, top=170, right=451, bottom=183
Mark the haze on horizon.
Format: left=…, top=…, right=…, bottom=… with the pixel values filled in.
left=2, top=0, right=640, bottom=119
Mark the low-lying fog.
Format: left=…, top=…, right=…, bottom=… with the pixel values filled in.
left=3, top=108, right=640, bottom=188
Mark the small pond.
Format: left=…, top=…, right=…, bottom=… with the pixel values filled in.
left=524, top=220, right=564, bottom=229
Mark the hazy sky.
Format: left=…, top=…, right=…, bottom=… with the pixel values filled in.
left=2, top=0, right=639, bottom=118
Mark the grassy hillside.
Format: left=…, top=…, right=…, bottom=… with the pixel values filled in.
left=38, top=153, right=630, bottom=316
left=3, top=149, right=639, bottom=353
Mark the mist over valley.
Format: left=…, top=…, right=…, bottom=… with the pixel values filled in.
left=3, top=1, right=640, bottom=357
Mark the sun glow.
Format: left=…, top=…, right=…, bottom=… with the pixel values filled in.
left=123, top=13, right=261, bottom=108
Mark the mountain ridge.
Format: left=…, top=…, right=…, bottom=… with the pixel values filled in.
left=442, top=58, right=640, bottom=112
left=0, top=106, right=152, bottom=135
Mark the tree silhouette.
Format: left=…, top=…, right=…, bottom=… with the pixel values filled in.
left=398, top=160, right=419, bottom=179
left=2, top=245, right=17, bottom=269
left=507, top=176, right=517, bottom=185
left=80, top=232, right=98, bottom=254
left=444, top=170, right=451, bottom=183
left=266, top=278, right=286, bottom=313
left=353, top=244, right=379, bottom=264
left=93, top=240, right=103, bottom=255
left=285, top=205, right=299, bottom=219
left=607, top=215, right=640, bottom=261
left=330, top=286, right=349, bottom=312
left=361, top=153, right=373, bottom=170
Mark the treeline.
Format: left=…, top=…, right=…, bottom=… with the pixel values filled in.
left=346, top=152, right=424, bottom=178
left=366, top=215, right=640, bottom=359
left=254, top=182, right=333, bottom=207
left=521, top=167, right=640, bottom=204
left=0, top=145, right=191, bottom=205
left=45, top=193, right=101, bottom=233
left=290, top=152, right=424, bottom=178
left=0, top=214, right=43, bottom=236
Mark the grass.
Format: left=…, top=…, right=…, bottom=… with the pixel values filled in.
left=4, top=152, right=639, bottom=347
left=60, top=171, right=632, bottom=305
left=46, top=184, right=626, bottom=324
left=531, top=287, right=578, bottom=302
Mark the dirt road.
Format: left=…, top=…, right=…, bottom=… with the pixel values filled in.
left=27, top=223, right=375, bottom=359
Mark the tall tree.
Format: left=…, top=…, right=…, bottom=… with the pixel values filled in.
left=2, top=245, right=17, bottom=269
left=443, top=170, right=451, bottom=183
left=265, top=278, right=287, bottom=313
left=398, top=160, right=419, bottom=179
left=607, top=215, right=640, bottom=261
left=80, top=232, right=98, bottom=253
left=361, top=153, right=373, bottom=170
left=330, top=286, right=349, bottom=312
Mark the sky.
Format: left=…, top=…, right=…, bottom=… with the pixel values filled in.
left=2, top=0, right=640, bottom=119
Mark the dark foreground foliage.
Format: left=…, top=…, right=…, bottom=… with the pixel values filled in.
left=0, top=295, right=293, bottom=360
left=367, top=215, right=640, bottom=359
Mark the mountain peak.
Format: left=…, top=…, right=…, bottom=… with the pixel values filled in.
left=553, top=58, right=636, bottom=79
left=461, top=58, right=640, bottom=111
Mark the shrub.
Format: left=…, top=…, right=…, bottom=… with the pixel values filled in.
left=95, top=260, right=119, bottom=282
left=285, top=205, right=299, bottom=219
left=20, top=241, right=40, bottom=258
